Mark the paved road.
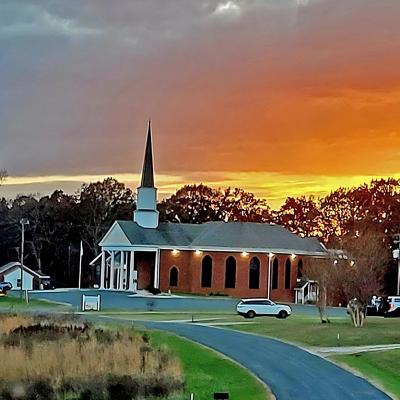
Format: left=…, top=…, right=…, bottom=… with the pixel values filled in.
left=26, top=289, right=347, bottom=317
left=143, top=321, right=389, bottom=400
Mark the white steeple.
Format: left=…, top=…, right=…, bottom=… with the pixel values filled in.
left=133, top=121, right=159, bottom=228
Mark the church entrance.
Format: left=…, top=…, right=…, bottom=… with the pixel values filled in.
left=135, top=251, right=156, bottom=290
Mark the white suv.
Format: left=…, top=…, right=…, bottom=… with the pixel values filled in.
left=236, top=298, right=292, bottom=319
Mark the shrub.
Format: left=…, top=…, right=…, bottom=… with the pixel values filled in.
left=26, top=380, right=54, bottom=400
left=106, top=376, right=140, bottom=400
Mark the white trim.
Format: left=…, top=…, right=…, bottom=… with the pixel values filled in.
left=0, top=262, right=50, bottom=279
left=101, top=245, right=326, bottom=257
left=99, top=221, right=131, bottom=246
left=154, top=248, right=160, bottom=288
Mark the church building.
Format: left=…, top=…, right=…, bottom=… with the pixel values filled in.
left=98, top=123, right=327, bottom=301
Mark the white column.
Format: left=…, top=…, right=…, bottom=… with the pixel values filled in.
left=120, top=251, right=125, bottom=290
left=110, top=251, right=115, bottom=290
left=129, top=251, right=135, bottom=291
left=267, top=255, right=272, bottom=299
left=100, top=251, right=105, bottom=289
left=154, top=249, right=160, bottom=289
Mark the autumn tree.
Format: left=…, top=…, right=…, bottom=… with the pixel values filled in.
left=159, top=184, right=270, bottom=223
left=158, top=184, right=219, bottom=223
left=273, top=196, right=322, bottom=237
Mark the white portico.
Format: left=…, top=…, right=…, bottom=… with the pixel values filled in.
left=95, top=121, right=161, bottom=291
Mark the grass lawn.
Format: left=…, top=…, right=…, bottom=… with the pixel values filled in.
left=0, top=295, right=63, bottom=309
left=331, top=350, right=400, bottom=399
left=99, top=311, right=239, bottom=321
left=149, top=330, right=269, bottom=400
left=225, top=315, right=400, bottom=347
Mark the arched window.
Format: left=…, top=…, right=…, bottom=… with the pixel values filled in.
left=297, top=259, right=303, bottom=279
left=272, top=258, right=279, bottom=289
left=169, top=266, right=178, bottom=287
left=285, top=258, right=291, bottom=289
left=249, top=257, right=260, bottom=289
left=225, top=256, right=236, bottom=288
left=201, top=255, right=213, bottom=288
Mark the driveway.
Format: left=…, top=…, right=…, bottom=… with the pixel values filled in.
left=26, top=289, right=347, bottom=317
left=143, top=321, right=389, bottom=400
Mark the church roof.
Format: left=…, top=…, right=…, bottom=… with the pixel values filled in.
left=140, top=121, right=155, bottom=188
left=113, top=220, right=327, bottom=255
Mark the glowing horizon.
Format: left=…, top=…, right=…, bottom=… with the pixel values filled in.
left=2, top=171, right=399, bottom=209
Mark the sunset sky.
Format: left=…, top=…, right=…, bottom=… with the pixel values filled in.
left=1, top=0, right=400, bottom=208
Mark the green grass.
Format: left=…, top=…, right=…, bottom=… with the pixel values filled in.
left=149, top=330, right=269, bottom=400
left=331, top=350, right=400, bottom=399
left=225, top=315, right=400, bottom=347
left=0, top=295, right=64, bottom=309
left=99, top=311, right=239, bottom=321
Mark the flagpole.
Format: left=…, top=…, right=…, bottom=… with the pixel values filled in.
left=78, top=241, right=83, bottom=289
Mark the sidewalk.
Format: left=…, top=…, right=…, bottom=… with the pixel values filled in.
left=316, top=343, right=400, bottom=356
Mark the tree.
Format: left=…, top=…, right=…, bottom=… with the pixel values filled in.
left=339, top=230, right=390, bottom=327
left=158, top=184, right=219, bottom=223
left=76, top=178, right=135, bottom=256
left=303, top=256, right=335, bottom=323
left=158, top=184, right=270, bottom=223
left=273, top=196, right=322, bottom=237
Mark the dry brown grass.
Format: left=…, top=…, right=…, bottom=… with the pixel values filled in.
left=0, top=315, right=33, bottom=335
left=0, top=315, right=181, bottom=385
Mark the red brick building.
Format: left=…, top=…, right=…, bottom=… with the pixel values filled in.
left=98, top=123, right=327, bottom=302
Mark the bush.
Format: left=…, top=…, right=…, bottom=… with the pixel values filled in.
left=26, top=380, right=54, bottom=400
left=107, top=376, right=140, bottom=400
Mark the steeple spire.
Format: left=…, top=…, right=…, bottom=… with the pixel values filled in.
left=140, top=120, right=155, bottom=188
left=134, top=120, right=159, bottom=228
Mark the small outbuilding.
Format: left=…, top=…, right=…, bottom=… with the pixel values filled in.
left=0, top=262, right=50, bottom=291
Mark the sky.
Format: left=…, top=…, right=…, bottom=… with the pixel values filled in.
left=1, top=0, right=400, bottom=208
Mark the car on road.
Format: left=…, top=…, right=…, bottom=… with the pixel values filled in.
left=236, top=298, right=292, bottom=319
left=0, top=281, right=13, bottom=293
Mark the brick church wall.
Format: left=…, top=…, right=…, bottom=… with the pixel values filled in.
left=159, top=249, right=301, bottom=302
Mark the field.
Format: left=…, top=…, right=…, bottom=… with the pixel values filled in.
left=332, top=350, right=400, bottom=399
left=0, top=295, right=65, bottom=310
left=224, top=315, right=400, bottom=347
left=0, top=314, right=183, bottom=399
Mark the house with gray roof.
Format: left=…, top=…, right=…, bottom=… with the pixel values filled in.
left=98, top=122, right=327, bottom=301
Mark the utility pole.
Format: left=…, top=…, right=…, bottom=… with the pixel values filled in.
left=19, top=218, right=29, bottom=299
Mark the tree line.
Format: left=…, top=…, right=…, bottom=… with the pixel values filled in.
left=0, top=176, right=399, bottom=294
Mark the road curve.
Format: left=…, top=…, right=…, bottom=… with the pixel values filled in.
left=145, top=322, right=389, bottom=400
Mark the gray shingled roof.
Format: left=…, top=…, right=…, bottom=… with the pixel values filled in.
left=116, top=221, right=327, bottom=255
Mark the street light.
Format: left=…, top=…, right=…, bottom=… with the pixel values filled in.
left=267, top=253, right=275, bottom=299
left=20, top=218, right=29, bottom=299
left=393, top=248, right=400, bottom=296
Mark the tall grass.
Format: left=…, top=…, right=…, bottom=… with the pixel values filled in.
left=0, top=314, right=33, bottom=335
left=0, top=315, right=183, bottom=398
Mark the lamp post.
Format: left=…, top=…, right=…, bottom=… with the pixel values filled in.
left=393, top=244, right=400, bottom=296
left=20, top=218, right=29, bottom=299
left=267, top=253, right=274, bottom=299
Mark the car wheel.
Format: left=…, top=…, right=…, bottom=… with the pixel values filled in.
left=277, top=310, right=288, bottom=319
left=246, top=310, right=256, bottom=319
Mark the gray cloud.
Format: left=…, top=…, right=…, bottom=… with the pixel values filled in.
left=1, top=0, right=400, bottom=180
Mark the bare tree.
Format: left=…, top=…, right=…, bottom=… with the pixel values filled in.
left=339, top=230, right=389, bottom=327
left=303, top=256, right=338, bottom=323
